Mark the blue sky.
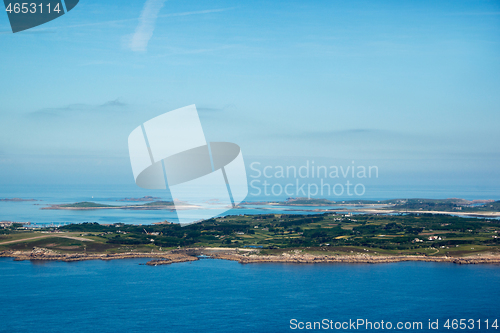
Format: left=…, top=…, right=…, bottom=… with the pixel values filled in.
left=0, top=0, right=499, bottom=193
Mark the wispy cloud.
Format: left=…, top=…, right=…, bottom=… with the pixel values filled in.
left=267, top=128, right=413, bottom=146
left=197, top=104, right=237, bottom=116
left=447, top=11, right=500, bottom=16
left=163, top=8, right=234, bottom=18
left=275, top=128, right=398, bottom=139
left=28, top=99, right=128, bottom=118
left=128, top=0, right=167, bottom=52
left=101, top=99, right=127, bottom=107
left=197, top=107, right=223, bottom=113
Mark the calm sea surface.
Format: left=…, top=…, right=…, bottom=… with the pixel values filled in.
left=1, top=185, right=499, bottom=332
left=0, top=258, right=499, bottom=333
left=1, top=184, right=499, bottom=225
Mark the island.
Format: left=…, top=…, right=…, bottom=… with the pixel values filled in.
left=38, top=198, right=500, bottom=218
left=239, top=198, right=500, bottom=218
left=0, top=198, right=37, bottom=202
left=41, top=201, right=196, bottom=210
left=118, top=196, right=162, bottom=202
left=1, top=212, right=499, bottom=265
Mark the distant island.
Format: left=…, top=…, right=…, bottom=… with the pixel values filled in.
left=41, top=201, right=189, bottom=210
left=239, top=198, right=500, bottom=218
left=1, top=212, right=499, bottom=265
left=242, top=197, right=498, bottom=209
left=39, top=198, right=500, bottom=217
left=0, top=198, right=37, bottom=202
left=118, top=196, right=162, bottom=202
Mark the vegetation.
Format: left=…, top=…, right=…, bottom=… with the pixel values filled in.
left=58, top=202, right=113, bottom=208
left=47, top=198, right=500, bottom=214
left=244, top=198, right=500, bottom=213
left=388, top=199, right=500, bottom=212
left=46, top=201, right=175, bottom=209
left=1, top=213, right=499, bottom=257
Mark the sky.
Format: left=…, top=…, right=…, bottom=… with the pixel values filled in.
left=0, top=0, right=499, bottom=194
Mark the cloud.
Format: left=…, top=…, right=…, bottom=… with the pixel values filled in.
left=197, top=107, right=223, bottom=113
left=448, top=11, right=500, bottom=16
left=276, top=128, right=399, bottom=140
left=128, top=0, right=167, bottom=52
left=163, top=8, right=235, bottom=18
left=197, top=104, right=237, bottom=113
left=196, top=104, right=238, bottom=120
left=28, top=99, right=127, bottom=118
left=101, top=99, right=127, bottom=107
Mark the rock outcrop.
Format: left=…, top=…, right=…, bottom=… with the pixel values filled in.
left=211, top=253, right=500, bottom=265
left=1, top=248, right=499, bottom=265
left=0, top=248, right=197, bottom=263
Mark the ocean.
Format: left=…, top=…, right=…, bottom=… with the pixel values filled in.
left=1, top=184, right=499, bottom=225
left=0, top=258, right=498, bottom=332
left=1, top=184, right=499, bottom=332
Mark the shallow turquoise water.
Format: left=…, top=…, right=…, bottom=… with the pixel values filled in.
left=1, top=184, right=499, bottom=225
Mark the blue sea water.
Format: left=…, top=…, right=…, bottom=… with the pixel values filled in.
left=1, top=184, right=499, bottom=225
left=2, top=184, right=498, bottom=332
left=0, top=184, right=336, bottom=225
left=0, top=258, right=499, bottom=333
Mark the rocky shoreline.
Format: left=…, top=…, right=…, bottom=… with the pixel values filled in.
left=1, top=247, right=500, bottom=265
left=0, top=247, right=198, bottom=264
left=146, top=257, right=199, bottom=266
left=212, top=253, right=500, bottom=265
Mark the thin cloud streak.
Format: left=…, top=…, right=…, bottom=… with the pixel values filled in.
left=272, top=128, right=399, bottom=140
left=129, top=0, right=167, bottom=52
left=447, top=11, right=500, bottom=16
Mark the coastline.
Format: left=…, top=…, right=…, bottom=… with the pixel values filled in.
left=2, top=248, right=500, bottom=265
left=212, top=253, right=500, bottom=265
left=0, top=248, right=198, bottom=264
